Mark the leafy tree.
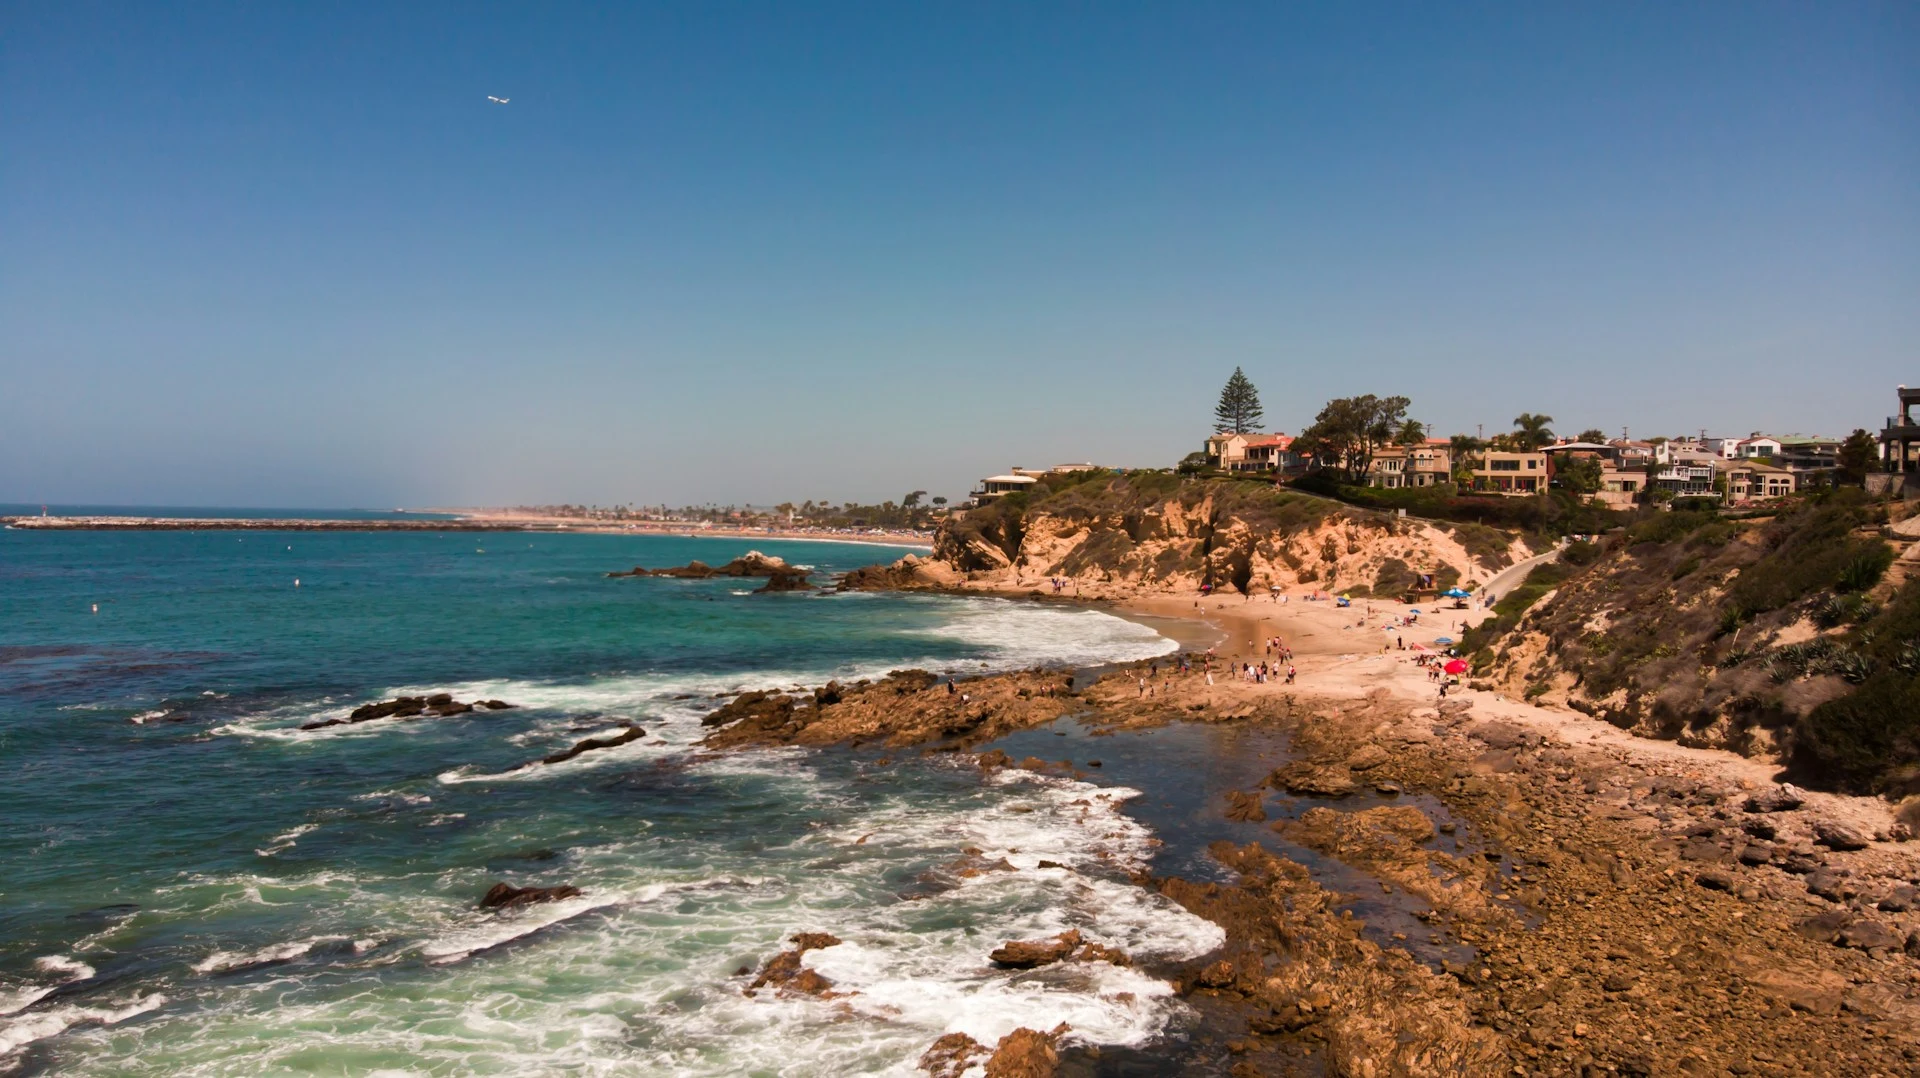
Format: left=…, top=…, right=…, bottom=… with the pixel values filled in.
left=1838, top=428, right=1878, bottom=486
left=1296, top=394, right=1413, bottom=484
left=1557, top=456, right=1603, bottom=495
left=1448, top=434, right=1484, bottom=482
left=1177, top=450, right=1211, bottom=475
left=1213, top=368, right=1265, bottom=434
left=931, top=496, right=947, bottom=507
left=1511, top=413, right=1556, bottom=451
left=1576, top=428, right=1608, bottom=444
left=1395, top=419, right=1428, bottom=446
left=903, top=490, right=926, bottom=508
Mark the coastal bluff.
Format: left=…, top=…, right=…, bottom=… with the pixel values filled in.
left=838, top=474, right=1532, bottom=598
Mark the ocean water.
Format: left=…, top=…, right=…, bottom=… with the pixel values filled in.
left=0, top=506, right=462, bottom=521
left=0, top=528, right=1200, bottom=1075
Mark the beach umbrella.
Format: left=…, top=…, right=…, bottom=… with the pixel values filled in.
left=1409, top=608, right=1421, bottom=613
left=1444, top=659, right=1469, bottom=675
left=1433, top=636, right=1454, bottom=645
left=1442, top=587, right=1471, bottom=598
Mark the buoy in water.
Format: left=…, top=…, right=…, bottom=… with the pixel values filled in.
left=91, top=603, right=98, bottom=614
left=294, top=578, right=301, bottom=587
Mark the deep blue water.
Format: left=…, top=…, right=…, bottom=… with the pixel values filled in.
left=0, top=529, right=1196, bottom=1075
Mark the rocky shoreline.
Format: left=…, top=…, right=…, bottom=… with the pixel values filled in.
left=694, top=659, right=1920, bottom=1076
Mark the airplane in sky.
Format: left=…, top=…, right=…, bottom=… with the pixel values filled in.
left=487, top=95, right=509, bottom=104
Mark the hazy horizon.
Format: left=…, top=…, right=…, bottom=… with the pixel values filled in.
left=5, top=3, right=1915, bottom=508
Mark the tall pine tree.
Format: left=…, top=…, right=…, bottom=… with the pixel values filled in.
left=1213, top=367, right=1265, bottom=434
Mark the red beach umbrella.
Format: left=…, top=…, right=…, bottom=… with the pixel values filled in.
left=1444, top=659, right=1469, bottom=675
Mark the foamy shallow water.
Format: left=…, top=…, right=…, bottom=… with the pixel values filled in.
left=18, top=757, right=1220, bottom=1076
left=2, top=529, right=1202, bottom=1075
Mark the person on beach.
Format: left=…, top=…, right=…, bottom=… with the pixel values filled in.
left=946, top=678, right=956, bottom=696
left=1286, top=664, right=1296, bottom=684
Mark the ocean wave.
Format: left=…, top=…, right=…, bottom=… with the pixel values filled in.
left=0, top=995, right=166, bottom=1064
left=190, top=936, right=359, bottom=975
left=904, top=599, right=1178, bottom=668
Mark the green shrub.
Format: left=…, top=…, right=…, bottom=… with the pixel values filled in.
left=1561, top=540, right=1602, bottom=567
left=1838, top=546, right=1895, bottom=592
left=1788, top=675, right=1920, bottom=793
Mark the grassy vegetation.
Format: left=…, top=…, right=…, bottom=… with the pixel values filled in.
left=1452, top=487, right=1914, bottom=794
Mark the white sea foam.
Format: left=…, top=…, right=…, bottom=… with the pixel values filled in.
left=0, top=995, right=166, bottom=1063
left=129, top=709, right=170, bottom=725
left=190, top=936, right=350, bottom=975
left=210, top=596, right=1172, bottom=747
left=254, top=823, right=318, bottom=857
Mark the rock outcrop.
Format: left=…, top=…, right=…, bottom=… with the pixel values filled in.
left=522, top=725, right=645, bottom=768
left=301, top=695, right=514, bottom=731
left=745, top=932, right=843, bottom=998
left=608, top=551, right=814, bottom=591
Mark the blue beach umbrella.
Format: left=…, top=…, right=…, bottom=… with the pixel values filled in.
left=1442, top=587, right=1471, bottom=598
left=1433, top=636, right=1455, bottom=645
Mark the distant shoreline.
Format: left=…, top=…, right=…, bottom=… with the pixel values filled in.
left=0, top=513, right=934, bottom=550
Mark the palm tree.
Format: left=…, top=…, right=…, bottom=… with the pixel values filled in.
left=1511, top=413, right=1556, bottom=451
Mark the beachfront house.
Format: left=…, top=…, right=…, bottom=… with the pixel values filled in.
left=970, top=472, right=1039, bottom=504
left=1470, top=450, right=1549, bottom=495
left=1206, top=432, right=1295, bottom=473
left=1653, top=453, right=1719, bottom=498
left=1543, top=441, right=1643, bottom=507
left=1722, top=460, right=1796, bottom=502
left=1363, top=441, right=1452, bottom=489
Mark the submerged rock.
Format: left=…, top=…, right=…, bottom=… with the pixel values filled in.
left=1269, top=762, right=1356, bottom=798
left=479, top=882, right=582, bottom=910
left=532, top=725, right=645, bottom=766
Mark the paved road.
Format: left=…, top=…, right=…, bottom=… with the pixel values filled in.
left=1477, top=543, right=1565, bottom=603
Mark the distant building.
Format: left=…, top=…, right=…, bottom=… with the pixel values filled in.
left=1366, top=440, right=1452, bottom=489
left=1774, top=436, right=1841, bottom=478
left=1722, top=460, right=1796, bottom=502
left=1205, top=432, right=1295, bottom=473
left=1470, top=450, right=1548, bottom=495
left=970, top=472, right=1039, bottom=504
left=1882, top=385, right=1920, bottom=476
left=1654, top=453, right=1719, bottom=497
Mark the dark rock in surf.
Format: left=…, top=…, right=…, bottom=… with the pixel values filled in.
left=532, top=725, right=646, bottom=766
left=301, top=694, right=511, bottom=730
left=745, top=932, right=843, bottom=997
left=479, top=882, right=583, bottom=910
left=611, top=551, right=815, bottom=591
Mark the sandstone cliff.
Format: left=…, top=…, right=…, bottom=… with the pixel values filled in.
left=844, top=473, right=1533, bottom=598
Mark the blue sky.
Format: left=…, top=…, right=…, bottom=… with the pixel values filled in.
left=3, top=2, right=1915, bottom=507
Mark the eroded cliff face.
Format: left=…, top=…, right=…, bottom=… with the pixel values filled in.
left=851, top=477, right=1532, bottom=598
left=1457, top=500, right=1918, bottom=794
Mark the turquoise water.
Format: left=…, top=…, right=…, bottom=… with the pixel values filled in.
left=0, top=529, right=1204, bottom=1075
